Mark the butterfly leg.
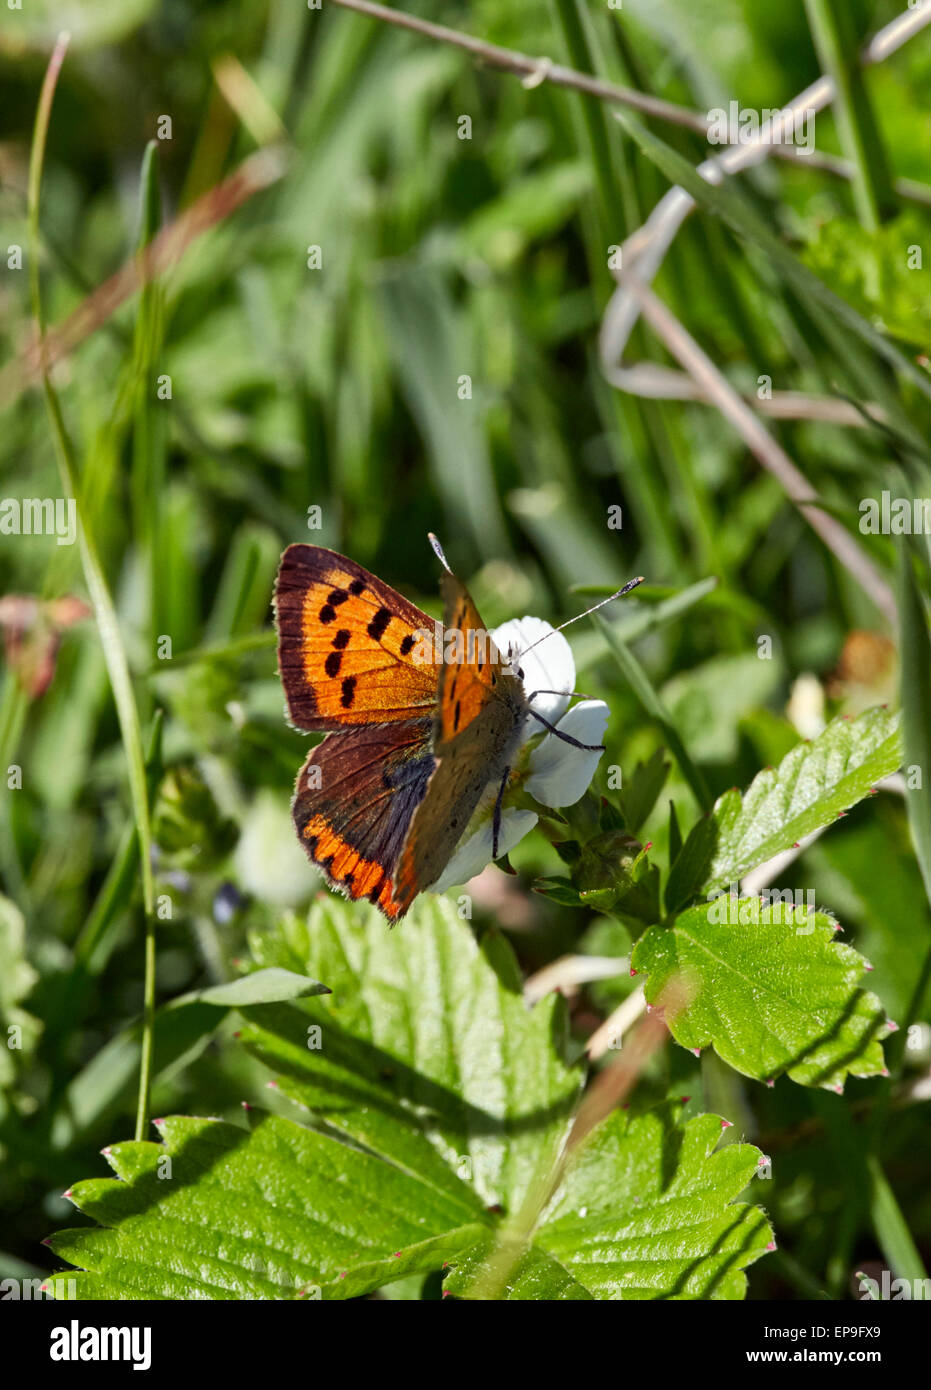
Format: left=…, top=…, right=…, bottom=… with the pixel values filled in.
left=528, top=707, right=604, bottom=752
left=492, top=766, right=510, bottom=859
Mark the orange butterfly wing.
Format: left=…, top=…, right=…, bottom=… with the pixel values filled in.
left=275, top=544, right=439, bottom=730
left=276, top=547, right=528, bottom=922
left=433, top=571, right=515, bottom=748
left=393, top=573, right=529, bottom=915
left=291, top=719, right=436, bottom=921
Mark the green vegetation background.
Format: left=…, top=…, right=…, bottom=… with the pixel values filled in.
left=0, top=0, right=929, bottom=1299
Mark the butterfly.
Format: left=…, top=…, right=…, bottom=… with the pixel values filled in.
left=275, top=537, right=640, bottom=921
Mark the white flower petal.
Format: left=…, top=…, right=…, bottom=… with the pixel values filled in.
left=525, top=700, right=609, bottom=807
left=431, top=808, right=538, bottom=893
left=490, top=616, right=576, bottom=725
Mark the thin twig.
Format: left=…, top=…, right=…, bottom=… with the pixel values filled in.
left=327, top=0, right=928, bottom=500
left=586, top=985, right=646, bottom=1060
left=605, top=361, right=887, bottom=427
left=465, top=988, right=680, bottom=1300
left=623, top=273, right=898, bottom=626
left=328, top=0, right=709, bottom=130
left=330, top=0, right=931, bottom=207
left=524, top=954, right=629, bottom=1005
left=0, top=145, right=289, bottom=408
left=600, top=4, right=931, bottom=403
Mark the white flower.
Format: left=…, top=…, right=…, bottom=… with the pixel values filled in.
left=432, top=617, right=610, bottom=894
left=524, top=699, right=609, bottom=806
left=431, top=808, right=539, bottom=894
left=491, top=616, right=574, bottom=725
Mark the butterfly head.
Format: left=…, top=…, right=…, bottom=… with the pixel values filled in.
left=501, top=640, right=526, bottom=681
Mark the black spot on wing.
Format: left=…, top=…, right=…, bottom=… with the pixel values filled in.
left=367, top=607, right=392, bottom=641
left=341, top=676, right=357, bottom=708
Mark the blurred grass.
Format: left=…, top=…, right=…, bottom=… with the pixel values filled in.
left=0, top=0, right=930, bottom=1299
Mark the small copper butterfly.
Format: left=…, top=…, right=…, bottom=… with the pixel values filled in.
left=275, top=538, right=641, bottom=921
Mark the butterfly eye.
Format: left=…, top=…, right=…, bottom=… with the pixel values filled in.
left=517, top=666, right=525, bottom=680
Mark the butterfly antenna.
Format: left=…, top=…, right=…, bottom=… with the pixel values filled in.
left=517, top=576, right=645, bottom=661
left=428, top=532, right=453, bottom=575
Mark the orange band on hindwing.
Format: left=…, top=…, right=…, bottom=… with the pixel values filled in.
left=289, top=716, right=437, bottom=922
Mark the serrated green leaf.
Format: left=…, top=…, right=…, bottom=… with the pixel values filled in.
left=447, top=1108, right=772, bottom=1300
left=47, top=1114, right=487, bottom=1300
left=241, top=897, right=582, bottom=1213
left=48, top=905, right=773, bottom=1300
left=445, top=1234, right=595, bottom=1300
left=633, top=901, right=891, bottom=1088
left=684, top=707, right=902, bottom=897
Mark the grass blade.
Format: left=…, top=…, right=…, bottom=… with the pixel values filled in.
left=803, top=0, right=896, bottom=230
left=897, top=542, right=931, bottom=905
left=27, top=32, right=158, bottom=1143
left=594, top=611, right=711, bottom=810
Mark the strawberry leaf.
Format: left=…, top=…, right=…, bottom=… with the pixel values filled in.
left=673, top=707, right=902, bottom=902
left=46, top=901, right=773, bottom=1300
left=633, top=900, right=892, bottom=1088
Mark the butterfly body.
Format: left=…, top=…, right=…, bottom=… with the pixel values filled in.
left=275, top=544, right=529, bottom=920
